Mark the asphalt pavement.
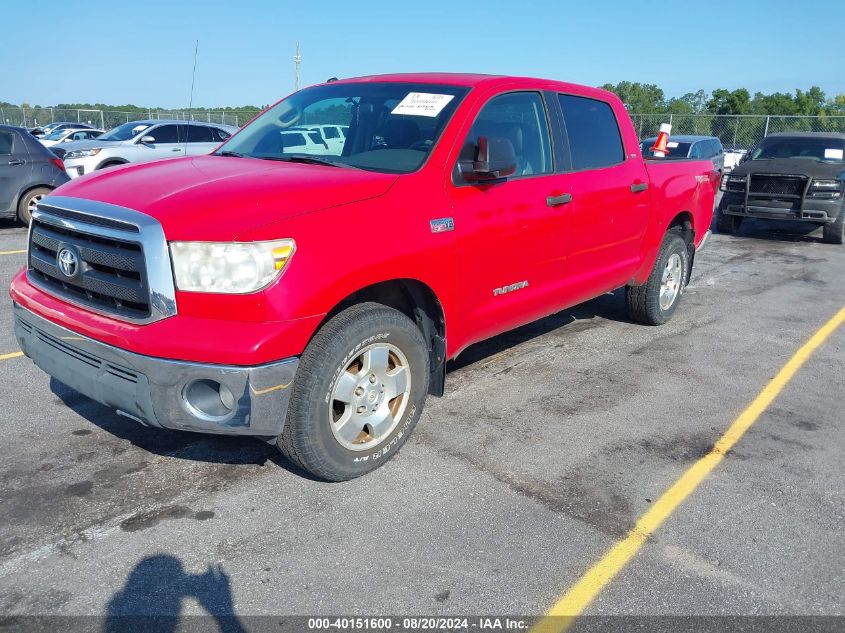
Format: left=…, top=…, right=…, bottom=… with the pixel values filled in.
left=0, top=213, right=842, bottom=628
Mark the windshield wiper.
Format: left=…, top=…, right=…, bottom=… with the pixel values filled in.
left=261, top=155, right=357, bottom=169
left=215, top=150, right=247, bottom=158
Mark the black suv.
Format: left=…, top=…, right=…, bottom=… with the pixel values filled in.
left=0, top=125, right=70, bottom=225
left=717, top=132, right=845, bottom=244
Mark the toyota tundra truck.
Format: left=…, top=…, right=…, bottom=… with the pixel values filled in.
left=10, top=74, right=718, bottom=481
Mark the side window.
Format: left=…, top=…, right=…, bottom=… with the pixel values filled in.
left=307, top=131, right=325, bottom=146
left=0, top=132, right=13, bottom=155
left=461, top=91, right=552, bottom=178
left=149, top=125, right=180, bottom=144
left=711, top=140, right=723, bottom=156
left=689, top=142, right=703, bottom=159
left=558, top=94, right=624, bottom=170
left=211, top=128, right=231, bottom=142
left=323, top=127, right=339, bottom=139
left=186, top=125, right=214, bottom=143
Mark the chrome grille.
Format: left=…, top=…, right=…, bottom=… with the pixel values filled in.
left=25, top=196, right=178, bottom=324
left=29, top=218, right=151, bottom=319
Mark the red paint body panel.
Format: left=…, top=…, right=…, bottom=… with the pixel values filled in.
left=10, top=74, right=716, bottom=367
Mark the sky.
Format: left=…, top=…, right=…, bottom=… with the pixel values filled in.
left=3, top=0, right=845, bottom=109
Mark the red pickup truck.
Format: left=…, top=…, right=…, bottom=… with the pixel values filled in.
left=11, top=74, right=718, bottom=480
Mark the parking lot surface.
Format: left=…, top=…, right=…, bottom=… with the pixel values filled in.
left=0, top=214, right=843, bottom=624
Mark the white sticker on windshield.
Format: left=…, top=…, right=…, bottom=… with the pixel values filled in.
left=824, top=148, right=844, bottom=160
left=667, top=141, right=680, bottom=148
left=391, top=92, right=455, bottom=117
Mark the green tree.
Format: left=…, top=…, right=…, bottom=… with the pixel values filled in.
left=600, top=81, right=666, bottom=112
left=707, top=89, right=751, bottom=115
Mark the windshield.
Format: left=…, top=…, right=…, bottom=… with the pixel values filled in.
left=641, top=140, right=692, bottom=158
left=44, top=129, right=69, bottom=141
left=750, top=137, right=845, bottom=163
left=98, top=122, right=152, bottom=142
left=217, top=82, right=470, bottom=173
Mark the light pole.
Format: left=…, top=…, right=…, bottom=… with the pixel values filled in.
left=294, top=42, right=301, bottom=91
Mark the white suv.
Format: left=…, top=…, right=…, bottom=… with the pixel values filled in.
left=59, top=120, right=238, bottom=178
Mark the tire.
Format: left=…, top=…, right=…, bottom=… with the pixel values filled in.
left=716, top=208, right=742, bottom=235
left=626, top=231, right=690, bottom=326
left=17, top=186, right=51, bottom=226
left=278, top=302, right=429, bottom=481
left=822, top=210, right=845, bottom=245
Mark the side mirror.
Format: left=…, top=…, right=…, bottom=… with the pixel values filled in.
left=139, top=135, right=156, bottom=145
left=458, top=136, right=517, bottom=182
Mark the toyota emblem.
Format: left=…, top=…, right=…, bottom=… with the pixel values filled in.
left=57, top=248, right=79, bottom=278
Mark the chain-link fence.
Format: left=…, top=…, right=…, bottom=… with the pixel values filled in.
left=3, top=107, right=845, bottom=147
left=0, top=107, right=253, bottom=129
left=630, top=114, right=845, bottom=149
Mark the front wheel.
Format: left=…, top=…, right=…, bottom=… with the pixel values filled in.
left=716, top=209, right=743, bottom=235
left=17, top=187, right=51, bottom=226
left=278, top=302, right=429, bottom=481
left=626, top=231, right=690, bottom=326
left=822, top=211, right=845, bottom=245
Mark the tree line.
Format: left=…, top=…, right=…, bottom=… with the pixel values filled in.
left=599, top=82, right=844, bottom=116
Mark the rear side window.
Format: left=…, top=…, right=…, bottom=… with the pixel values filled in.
left=711, top=139, right=723, bottom=156
left=558, top=94, right=624, bottom=170
left=323, top=127, right=339, bottom=139
left=0, top=132, right=13, bottom=155
left=186, top=125, right=215, bottom=143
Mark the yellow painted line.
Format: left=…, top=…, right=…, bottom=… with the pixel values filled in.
left=532, top=305, right=845, bottom=633
left=0, top=351, right=24, bottom=361
left=0, top=249, right=26, bottom=255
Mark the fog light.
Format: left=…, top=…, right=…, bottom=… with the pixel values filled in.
left=183, top=379, right=237, bottom=421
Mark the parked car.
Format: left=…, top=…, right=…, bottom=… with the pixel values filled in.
left=640, top=135, right=725, bottom=171
left=717, top=132, right=845, bottom=243
left=40, top=128, right=104, bottom=148
left=722, top=146, right=749, bottom=172
left=59, top=120, right=237, bottom=178
left=11, top=74, right=719, bottom=481
left=0, top=125, right=69, bottom=225
left=31, top=122, right=96, bottom=138
left=277, top=128, right=330, bottom=154
left=301, top=124, right=348, bottom=153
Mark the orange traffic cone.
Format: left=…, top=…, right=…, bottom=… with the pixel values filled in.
left=650, top=123, right=672, bottom=157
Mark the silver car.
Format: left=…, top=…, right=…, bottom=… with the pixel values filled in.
left=60, top=120, right=238, bottom=178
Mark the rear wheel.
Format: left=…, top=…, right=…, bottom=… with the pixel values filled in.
left=626, top=231, right=690, bottom=326
left=822, top=211, right=845, bottom=245
left=278, top=302, right=429, bottom=481
left=17, top=187, right=51, bottom=226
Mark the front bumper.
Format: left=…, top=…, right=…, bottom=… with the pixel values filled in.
left=14, top=303, right=298, bottom=438
left=720, top=194, right=842, bottom=223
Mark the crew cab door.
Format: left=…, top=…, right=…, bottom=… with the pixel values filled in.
left=185, top=125, right=221, bottom=156
left=137, top=124, right=185, bottom=162
left=447, top=90, right=571, bottom=345
left=553, top=93, right=650, bottom=297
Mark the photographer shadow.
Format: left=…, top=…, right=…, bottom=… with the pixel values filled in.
left=105, top=554, right=247, bottom=633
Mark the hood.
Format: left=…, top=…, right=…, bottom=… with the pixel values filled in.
left=731, top=158, right=845, bottom=180
left=57, top=139, right=123, bottom=154
left=52, top=155, right=399, bottom=240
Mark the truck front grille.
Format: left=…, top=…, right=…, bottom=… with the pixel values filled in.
left=748, top=174, right=807, bottom=197
left=28, top=217, right=151, bottom=320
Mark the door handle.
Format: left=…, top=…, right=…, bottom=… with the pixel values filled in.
left=171, top=148, right=182, bottom=152
left=630, top=182, right=649, bottom=193
left=546, top=193, right=573, bottom=207
left=7, top=159, right=25, bottom=166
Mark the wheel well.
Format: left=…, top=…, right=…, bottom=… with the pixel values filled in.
left=668, top=211, right=696, bottom=285
left=668, top=211, right=694, bottom=246
left=324, top=279, right=447, bottom=396
left=96, top=159, right=128, bottom=169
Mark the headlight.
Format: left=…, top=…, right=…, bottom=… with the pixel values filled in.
left=64, top=148, right=102, bottom=159
left=721, top=174, right=746, bottom=192
left=809, top=179, right=843, bottom=198
left=169, top=239, right=295, bottom=294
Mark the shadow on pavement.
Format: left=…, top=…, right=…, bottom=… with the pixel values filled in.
left=104, top=555, right=247, bottom=633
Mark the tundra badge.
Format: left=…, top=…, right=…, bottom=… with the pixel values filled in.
left=430, top=218, right=455, bottom=233
left=493, top=281, right=529, bottom=296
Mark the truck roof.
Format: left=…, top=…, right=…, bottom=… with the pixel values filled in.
left=325, top=72, right=620, bottom=103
